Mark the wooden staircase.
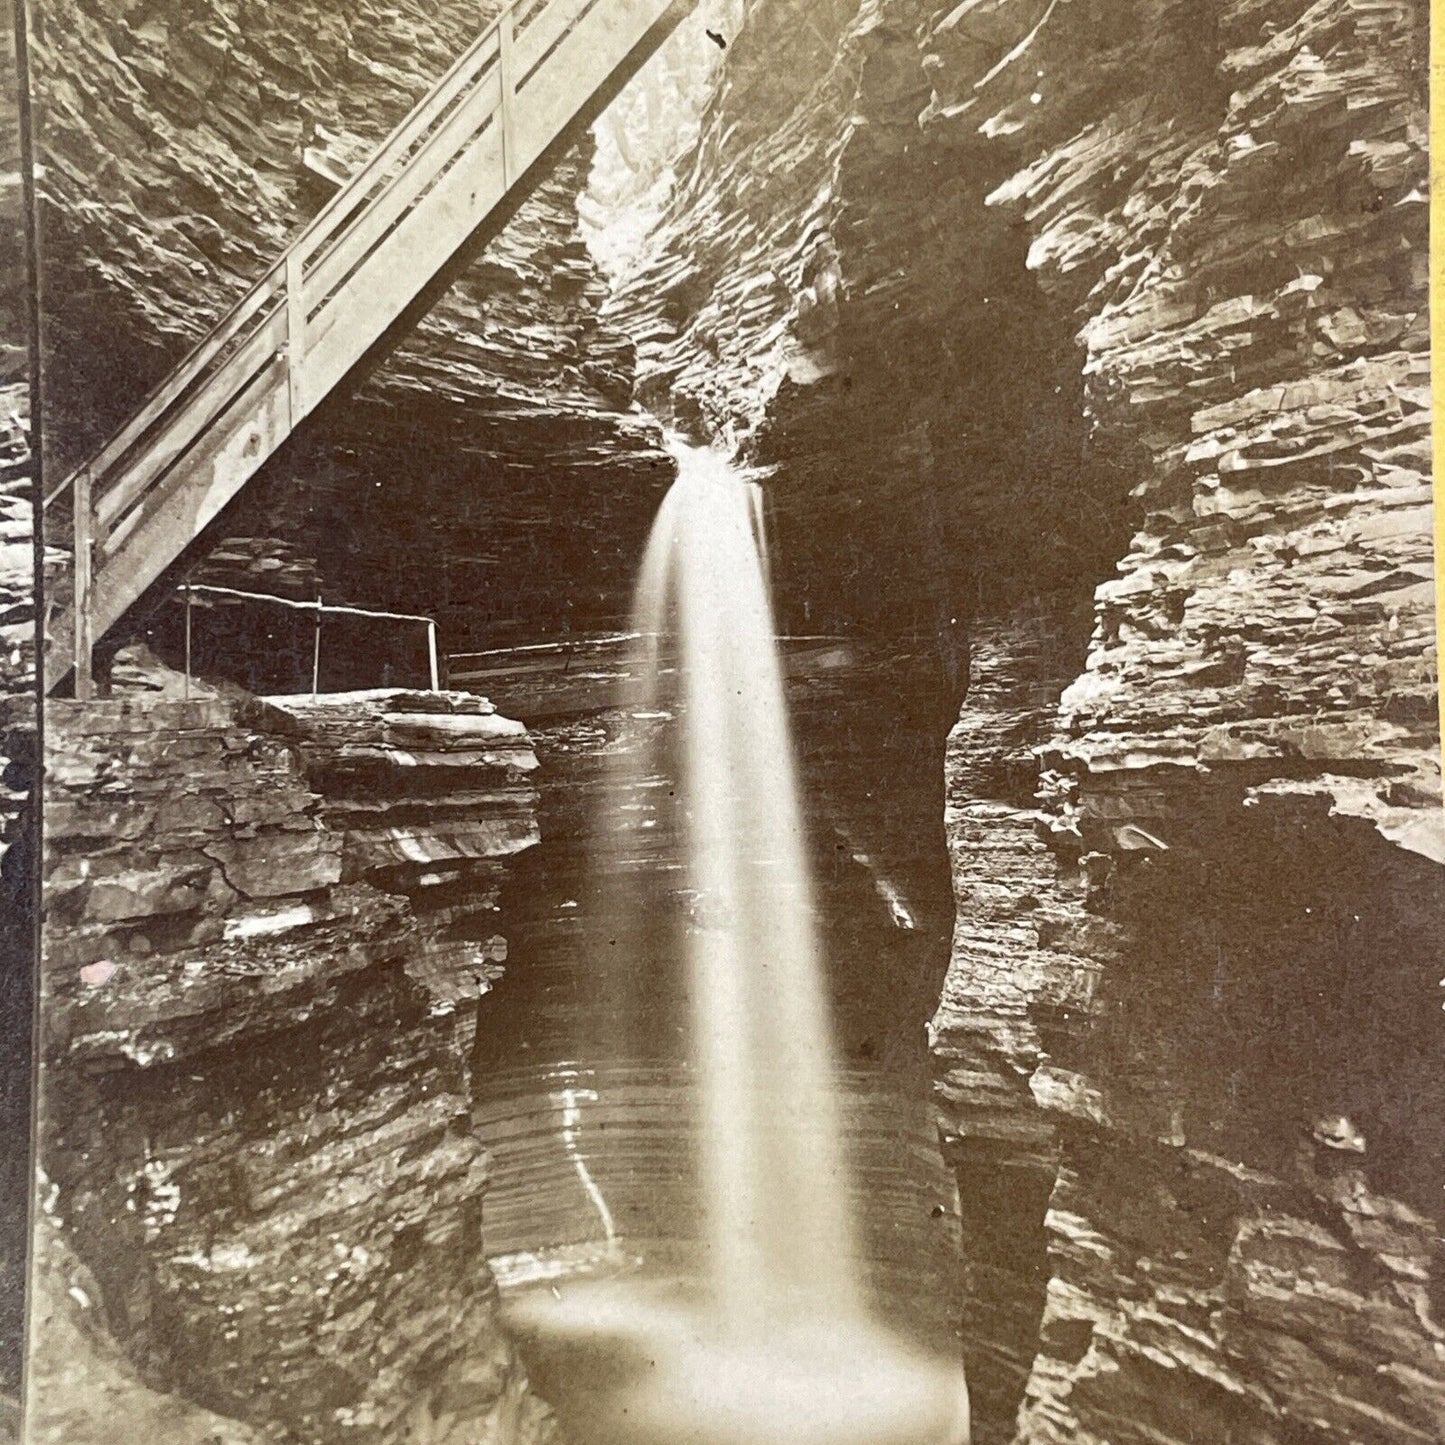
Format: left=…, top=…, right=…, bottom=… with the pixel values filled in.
left=43, top=0, right=692, bottom=696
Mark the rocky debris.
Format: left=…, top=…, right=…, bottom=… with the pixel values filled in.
left=37, top=682, right=554, bottom=1443
left=25, top=1207, right=263, bottom=1445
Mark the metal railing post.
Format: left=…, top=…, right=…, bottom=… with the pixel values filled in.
left=72, top=467, right=94, bottom=701
left=311, top=595, right=323, bottom=698
left=498, top=4, right=517, bottom=188
left=177, top=583, right=443, bottom=696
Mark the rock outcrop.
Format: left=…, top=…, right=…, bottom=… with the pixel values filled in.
left=36, top=681, right=554, bottom=1444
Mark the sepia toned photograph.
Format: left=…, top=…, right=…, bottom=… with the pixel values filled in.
left=0, top=0, right=1439, bottom=1440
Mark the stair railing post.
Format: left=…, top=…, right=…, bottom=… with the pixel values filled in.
left=183, top=583, right=193, bottom=700
left=285, top=249, right=306, bottom=426
left=427, top=620, right=439, bottom=692
left=498, top=3, right=517, bottom=188
left=72, top=466, right=94, bottom=701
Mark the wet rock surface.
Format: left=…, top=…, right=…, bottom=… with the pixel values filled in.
left=37, top=680, right=555, bottom=1443
left=460, top=635, right=967, bottom=1402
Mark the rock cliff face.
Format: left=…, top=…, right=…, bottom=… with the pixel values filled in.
left=597, top=0, right=1442, bottom=1440
left=36, top=681, right=554, bottom=1443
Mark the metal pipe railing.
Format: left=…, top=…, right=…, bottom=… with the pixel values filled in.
left=181, top=583, right=440, bottom=698
left=446, top=632, right=855, bottom=666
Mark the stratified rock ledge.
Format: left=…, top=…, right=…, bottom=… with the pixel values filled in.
left=37, top=683, right=555, bottom=1445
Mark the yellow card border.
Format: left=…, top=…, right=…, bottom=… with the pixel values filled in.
left=1435, top=0, right=1444, bottom=774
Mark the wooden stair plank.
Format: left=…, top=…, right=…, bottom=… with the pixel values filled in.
left=77, top=269, right=286, bottom=499
left=96, top=306, right=290, bottom=535
left=514, top=0, right=605, bottom=83
left=93, top=361, right=295, bottom=639
left=305, top=123, right=511, bottom=395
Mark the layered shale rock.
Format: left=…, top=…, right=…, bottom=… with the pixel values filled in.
left=265, top=688, right=540, bottom=1039
left=968, top=0, right=1438, bottom=862
left=37, top=683, right=554, bottom=1444
left=597, top=0, right=1442, bottom=1440
left=1005, top=789, right=1445, bottom=1445
left=930, top=608, right=1096, bottom=1434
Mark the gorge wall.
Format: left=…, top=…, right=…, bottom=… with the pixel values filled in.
left=34, top=678, right=554, bottom=1442
left=597, top=0, right=1443, bottom=1441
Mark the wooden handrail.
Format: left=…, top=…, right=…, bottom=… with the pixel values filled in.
left=302, top=60, right=505, bottom=310
left=42, top=266, right=286, bottom=511
left=94, top=306, right=289, bottom=536
left=294, top=0, right=545, bottom=267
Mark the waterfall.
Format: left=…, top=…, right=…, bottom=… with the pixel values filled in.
left=509, top=440, right=969, bottom=1445
left=630, top=442, right=860, bottom=1330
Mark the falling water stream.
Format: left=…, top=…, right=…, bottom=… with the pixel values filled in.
left=509, top=444, right=969, bottom=1444
left=632, top=444, right=860, bottom=1327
